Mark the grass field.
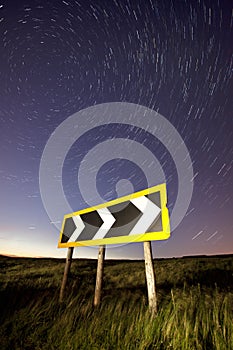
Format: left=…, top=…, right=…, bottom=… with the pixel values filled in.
left=0, top=254, right=233, bottom=349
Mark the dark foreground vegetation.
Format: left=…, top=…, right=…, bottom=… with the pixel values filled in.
left=0, top=254, right=233, bottom=350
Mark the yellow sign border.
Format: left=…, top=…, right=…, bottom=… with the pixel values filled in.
left=58, top=183, right=170, bottom=248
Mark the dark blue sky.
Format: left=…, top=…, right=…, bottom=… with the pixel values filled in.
left=0, top=0, right=232, bottom=259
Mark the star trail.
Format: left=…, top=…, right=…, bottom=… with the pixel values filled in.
left=0, top=0, right=232, bottom=259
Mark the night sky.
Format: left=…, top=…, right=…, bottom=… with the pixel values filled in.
left=0, top=0, right=232, bottom=259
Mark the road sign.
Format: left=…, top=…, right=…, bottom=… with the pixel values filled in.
left=58, top=183, right=170, bottom=248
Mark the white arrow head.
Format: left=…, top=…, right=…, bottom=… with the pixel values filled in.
left=129, top=196, right=161, bottom=235
left=69, top=215, right=85, bottom=241
left=92, top=207, right=116, bottom=240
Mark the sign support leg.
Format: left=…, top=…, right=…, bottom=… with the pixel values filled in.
left=59, top=247, right=74, bottom=302
left=94, top=245, right=105, bottom=307
left=144, top=241, right=157, bottom=314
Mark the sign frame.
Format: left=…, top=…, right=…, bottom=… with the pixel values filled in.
left=58, top=183, right=170, bottom=248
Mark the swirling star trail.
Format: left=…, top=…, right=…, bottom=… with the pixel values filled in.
left=0, top=0, right=232, bottom=258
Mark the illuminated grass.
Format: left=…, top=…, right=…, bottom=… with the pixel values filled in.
left=0, top=255, right=232, bottom=349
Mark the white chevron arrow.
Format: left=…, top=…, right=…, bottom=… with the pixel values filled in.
left=69, top=215, right=85, bottom=241
left=129, top=196, right=161, bottom=235
left=92, top=207, right=116, bottom=240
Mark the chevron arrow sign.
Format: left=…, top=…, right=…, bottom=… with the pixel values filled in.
left=58, top=183, right=170, bottom=248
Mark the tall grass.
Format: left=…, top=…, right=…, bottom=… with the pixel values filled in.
left=0, top=255, right=232, bottom=349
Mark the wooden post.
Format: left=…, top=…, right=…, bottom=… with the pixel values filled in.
left=144, top=241, right=157, bottom=314
left=59, top=247, right=74, bottom=302
left=94, top=245, right=105, bottom=307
